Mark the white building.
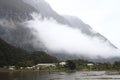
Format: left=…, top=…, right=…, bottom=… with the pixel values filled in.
left=87, top=63, right=94, bottom=71
left=9, top=66, right=15, bottom=70
left=36, top=63, right=56, bottom=67
left=59, top=62, right=66, bottom=66
left=36, top=63, right=56, bottom=70
left=87, top=63, right=94, bottom=66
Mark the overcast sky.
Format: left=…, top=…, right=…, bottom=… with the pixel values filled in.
left=46, top=0, right=120, bottom=49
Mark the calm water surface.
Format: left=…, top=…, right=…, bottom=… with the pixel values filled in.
left=0, top=71, right=120, bottom=80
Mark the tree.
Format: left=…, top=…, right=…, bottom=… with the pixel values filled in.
left=66, top=60, right=76, bottom=70
left=16, top=61, right=33, bottom=67
left=113, top=61, right=120, bottom=70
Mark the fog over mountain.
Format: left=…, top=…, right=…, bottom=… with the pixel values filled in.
left=0, top=0, right=120, bottom=61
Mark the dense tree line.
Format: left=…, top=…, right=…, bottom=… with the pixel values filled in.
left=64, top=59, right=120, bottom=71
left=0, top=38, right=58, bottom=67
left=30, top=51, right=59, bottom=65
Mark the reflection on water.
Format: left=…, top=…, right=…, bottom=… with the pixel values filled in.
left=0, top=71, right=120, bottom=80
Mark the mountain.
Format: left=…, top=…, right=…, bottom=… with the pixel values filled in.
left=30, top=51, right=58, bottom=64
left=63, top=15, right=117, bottom=49
left=0, top=0, right=39, bottom=51
left=0, top=0, right=118, bottom=60
left=0, top=37, right=30, bottom=66
left=0, top=0, right=37, bottom=21
left=0, top=38, right=58, bottom=67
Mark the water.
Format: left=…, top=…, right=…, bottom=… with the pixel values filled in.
left=0, top=71, right=120, bottom=80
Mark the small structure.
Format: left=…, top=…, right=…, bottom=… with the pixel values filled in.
left=26, top=67, right=33, bottom=70
left=87, top=63, right=94, bottom=71
left=87, top=63, right=94, bottom=66
left=36, top=63, right=56, bottom=70
left=59, top=62, right=66, bottom=66
left=36, top=63, right=56, bottom=67
left=20, top=67, right=23, bottom=70
left=9, top=66, right=15, bottom=70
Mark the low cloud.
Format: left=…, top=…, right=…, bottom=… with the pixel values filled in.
left=24, top=13, right=120, bottom=59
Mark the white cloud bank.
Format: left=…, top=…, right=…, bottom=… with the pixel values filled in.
left=46, top=0, right=120, bottom=49
left=24, top=13, right=120, bottom=59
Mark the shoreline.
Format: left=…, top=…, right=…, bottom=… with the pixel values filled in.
left=0, top=69, right=119, bottom=73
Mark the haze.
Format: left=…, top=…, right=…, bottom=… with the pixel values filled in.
left=46, top=0, right=120, bottom=49
left=25, top=13, right=120, bottom=59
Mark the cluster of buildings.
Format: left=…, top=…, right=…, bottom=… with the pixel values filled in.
left=7, top=62, right=94, bottom=71
left=8, top=62, right=66, bottom=70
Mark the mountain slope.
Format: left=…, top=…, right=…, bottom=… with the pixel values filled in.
left=63, top=15, right=117, bottom=49
left=23, top=0, right=116, bottom=49
left=0, top=38, right=58, bottom=67
left=0, top=0, right=39, bottom=51
left=30, top=51, right=58, bottom=64
left=0, top=0, right=118, bottom=60
left=0, top=0, right=37, bottom=21
left=0, top=37, right=30, bottom=66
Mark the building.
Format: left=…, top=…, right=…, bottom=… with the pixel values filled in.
left=9, top=66, right=15, bottom=70
left=87, top=63, right=94, bottom=66
left=36, top=63, right=56, bottom=70
left=87, top=63, right=94, bottom=71
left=59, top=62, right=66, bottom=66
left=36, top=63, right=56, bottom=67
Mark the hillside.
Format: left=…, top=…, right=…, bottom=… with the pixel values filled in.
left=0, top=38, right=58, bottom=67
left=0, top=0, right=119, bottom=61
left=30, top=51, right=58, bottom=64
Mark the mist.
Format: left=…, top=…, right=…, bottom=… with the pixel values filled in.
left=23, top=13, right=120, bottom=59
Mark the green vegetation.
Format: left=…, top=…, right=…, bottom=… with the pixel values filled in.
left=0, top=38, right=58, bottom=67
left=30, top=51, right=58, bottom=65
left=57, top=59, right=120, bottom=71
left=1, top=38, right=120, bottom=71
left=73, top=59, right=90, bottom=70
left=113, top=61, right=120, bottom=70
left=65, top=60, right=76, bottom=70
left=0, top=38, right=29, bottom=67
left=16, top=61, right=33, bottom=67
